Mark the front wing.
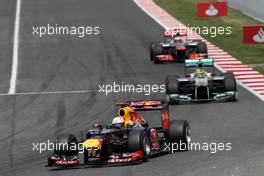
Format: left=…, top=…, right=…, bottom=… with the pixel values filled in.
left=46, top=150, right=144, bottom=168
left=167, top=91, right=237, bottom=102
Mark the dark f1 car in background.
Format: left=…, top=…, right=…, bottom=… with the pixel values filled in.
left=165, top=58, right=237, bottom=103
left=150, top=28, right=208, bottom=64
left=47, top=100, right=191, bottom=168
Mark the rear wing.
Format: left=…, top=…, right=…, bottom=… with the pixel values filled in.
left=116, top=100, right=167, bottom=111
left=116, top=100, right=170, bottom=130
left=164, top=27, right=187, bottom=37
left=185, top=58, right=215, bottom=75
left=185, top=58, right=214, bottom=67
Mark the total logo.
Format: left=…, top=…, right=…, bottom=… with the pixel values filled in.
left=197, top=2, right=228, bottom=17
left=243, top=26, right=264, bottom=44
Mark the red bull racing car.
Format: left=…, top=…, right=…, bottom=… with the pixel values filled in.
left=46, top=100, right=191, bottom=168
left=150, top=28, right=208, bottom=64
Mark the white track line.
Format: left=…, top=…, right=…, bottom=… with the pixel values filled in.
left=224, top=68, right=253, bottom=71
left=239, top=79, right=264, bottom=83
left=236, top=75, right=264, bottom=79
left=218, top=63, right=249, bottom=66
left=208, top=49, right=224, bottom=52
left=208, top=52, right=229, bottom=55
left=212, top=55, right=234, bottom=58
left=9, top=0, right=21, bottom=94
left=0, top=90, right=95, bottom=96
left=214, top=58, right=238, bottom=61
left=215, top=61, right=242, bottom=64
left=233, top=71, right=260, bottom=75
left=133, top=0, right=166, bottom=28
left=245, top=83, right=264, bottom=86
left=254, top=87, right=264, bottom=90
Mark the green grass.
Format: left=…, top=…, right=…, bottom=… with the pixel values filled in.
left=154, top=0, right=264, bottom=73
left=255, top=66, right=264, bottom=74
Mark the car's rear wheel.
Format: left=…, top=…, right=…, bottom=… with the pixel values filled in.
left=168, top=120, right=191, bottom=151
left=165, top=76, right=179, bottom=94
left=153, top=44, right=164, bottom=64
left=197, top=42, right=208, bottom=56
left=150, top=42, right=159, bottom=61
left=165, top=76, right=180, bottom=104
left=128, top=130, right=151, bottom=161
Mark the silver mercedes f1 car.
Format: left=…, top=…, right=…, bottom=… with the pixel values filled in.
left=165, top=58, right=237, bottom=103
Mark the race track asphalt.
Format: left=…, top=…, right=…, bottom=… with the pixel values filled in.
left=0, top=0, right=264, bottom=176
left=0, top=0, right=15, bottom=93
left=227, top=0, right=264, bottom=22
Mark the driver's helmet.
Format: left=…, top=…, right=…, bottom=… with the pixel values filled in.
left=112, top=116, right=124, bottom=129
left=173, top=36, right=182, bottom=43
left=195, top=61, right=205, bottom=77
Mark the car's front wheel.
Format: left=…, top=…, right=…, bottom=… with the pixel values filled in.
left=54, top=134, right=78, bottom=156
left=128, top=130, right=151, bottom=161
left=223, top=72, right=237, bottom=101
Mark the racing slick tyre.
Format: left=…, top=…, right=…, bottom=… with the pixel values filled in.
left=165, top=76, right=179, bottom=94
left=150, top=42, right=159, bottom=61
left=128, top=130, right=151, bottom=162
left=54, top=134, right=78, bottom=156
left=197, top=42, right=208, bottom=56
left=223, top=72, right=237, bottom=101
left=168, top=120, right=191, bottom=151
left=153, top=44, right=164, bottom=64
left=165, top=76, right=180, bottom=104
